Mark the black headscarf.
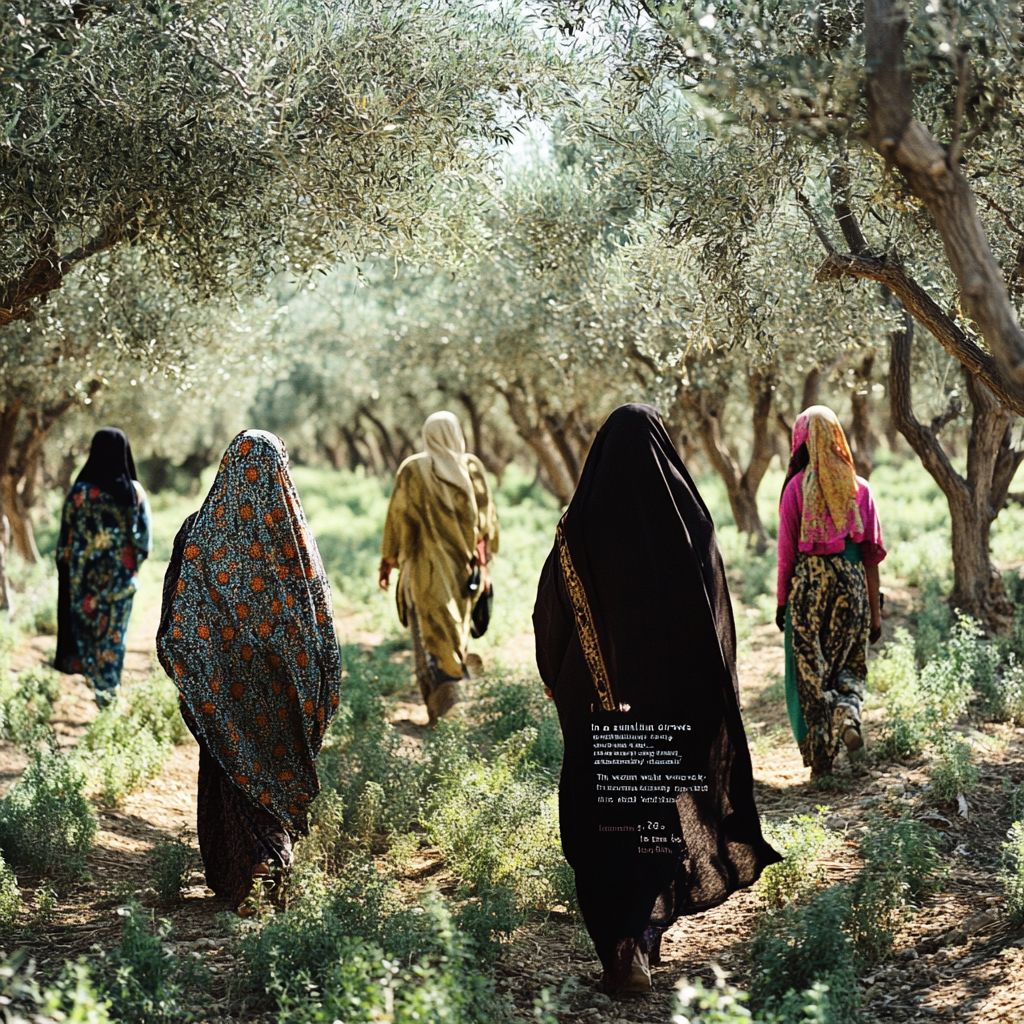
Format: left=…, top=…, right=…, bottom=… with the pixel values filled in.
left=75, top=428, right=138, bottom=507
left=533, top=404, right=779, bottom=976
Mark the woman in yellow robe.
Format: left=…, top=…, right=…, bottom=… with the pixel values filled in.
left=379, top=412, right=499, bottom=722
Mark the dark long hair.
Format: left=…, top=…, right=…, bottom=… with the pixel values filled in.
left=780, top=441, right=809, bottom=505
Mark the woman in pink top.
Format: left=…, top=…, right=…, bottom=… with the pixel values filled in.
left=775, top=406, right=885, bottom=777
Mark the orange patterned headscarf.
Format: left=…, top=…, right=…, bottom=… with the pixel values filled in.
left=791, top=406, right=863, bottom=546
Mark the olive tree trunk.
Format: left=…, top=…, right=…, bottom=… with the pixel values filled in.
left=849, top=352, right=879, bottom=479
left=683, top=367, right=775, bottom=552
left=0, top=402, right=19, bottom=613
left=500, top=384, right=591, bottom=506
left=889, top=313, right=1021, bottom=631
left=864, top=0, right=1024, bottom=399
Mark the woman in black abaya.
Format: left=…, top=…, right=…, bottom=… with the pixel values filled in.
left=533, top=404, right=779, bottom=994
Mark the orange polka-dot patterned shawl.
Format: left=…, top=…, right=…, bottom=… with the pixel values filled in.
left=158, top=431, right=340, bottom=834
left=791, top=406, right=863, bottom=547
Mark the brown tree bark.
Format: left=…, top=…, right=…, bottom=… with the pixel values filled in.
left=811, top=164, right=1023, bottom=630
left=457, top=392, right=485, bottom=458
left=358, top=407, right=402, bottom=474
left=457, top=391, right=512, bottom=481
left=0, top=402, right=19, bottom=614
left=849, top=352, right=879, bottom=478
left=801, top=366, right=825, bottom=412
left=340, top=426, right=369, bottom=471
left=683, top=367, right=775, bottom=552
left=501, top=385, right=579, bottom=506
left=863, top=0, right=1024, bottom=396
left=816, top=249, right=1024, bottom=418
left=889, top=311, right=1020, bottom=631
left=1, top=385, right=101, bottom=563
left=0, top=221, right=141, bottom=328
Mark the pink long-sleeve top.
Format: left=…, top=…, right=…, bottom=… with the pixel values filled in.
left=776, top=471, right=886, bottom=605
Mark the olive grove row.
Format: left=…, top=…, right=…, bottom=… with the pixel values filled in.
left=3, top=0, right=1024, bottom=629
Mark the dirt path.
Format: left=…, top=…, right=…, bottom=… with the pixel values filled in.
left=5, top=596, right=1024, bottom=1023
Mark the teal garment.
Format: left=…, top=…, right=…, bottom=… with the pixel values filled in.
left=783, top=538, right=862, bottom=745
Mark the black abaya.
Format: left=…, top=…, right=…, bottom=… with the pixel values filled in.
left=533, top=404, right=779, bottom=982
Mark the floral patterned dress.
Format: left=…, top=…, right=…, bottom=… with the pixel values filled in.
left=55, top=482, right=151, bottom=703
left=157, top=431, right=341, bottom=905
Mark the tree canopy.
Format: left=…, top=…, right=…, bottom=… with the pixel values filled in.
left=1, top=0, right=563, bottom=323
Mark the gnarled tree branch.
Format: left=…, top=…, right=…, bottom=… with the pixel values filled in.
left=863, top=0, right=1024, bottom=390
left=815, top=249, right=1024, bottom=418
left=0, top=219, right=142, bottom=326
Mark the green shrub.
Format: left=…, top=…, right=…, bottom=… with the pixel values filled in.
left=1004, top=778, right=1024, bottom=822
left=1001, top=821, right=1024, bottom=928
left=239, top=879, right=504, bottom=1024
left=317, top=647, right=423, bottom=844
left=32, top=603, right=58, bottom=637
left=1001, top=570, right=1024, bottom=660
left=3, top=667, right=61, bottom=746
left=918, top=618, right=983, bottom=727
left=474, top=671, right=563, bottom=771
left=846, top=814, right=945, bottom=964
left=757, top=812, right=840, bottom=910
left=909, top=574, right=951, bottom=667
left=845, top=868, right=904, bottom=967
left=424, top=728, right=564, bottom=914
left=296, top=790, right=349, bottom=876
left=929, top=739, right=980, bottom=804
left=455, top=884, right=524, bottom=951
left=875, top=619, right=1001, bottom=759
left=0, top=850, right=20, bottom=933
left=97, top=901, right=200, bottom=1024
left=674, top=971, right=832, bottom=1024
left=0, top=953, right=111, bottom=1024
left=749, top=886, right=860, bottom=1024
left=980, top=653, right=1024, bottom=724
left=870, top=631, right=927, bottom=760
left=0, top=744, right=96, bottom=878
left=74, top=679, right=186, bottom=807
left=1004, top=567, right=1024, bottom=608
left=866, top=630, right=918, bottom=697
left=875, top=708, right=927, bottom=760
left=858, top=814, right=945, bottom=902
left=124, top=675, right=192, bottom=747
left=150, top=832, right=197, bottom=902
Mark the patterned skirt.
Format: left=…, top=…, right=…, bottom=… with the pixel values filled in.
left=787, top=552, right=869, bottom=773
left=197, top=741, right=293, bottom=905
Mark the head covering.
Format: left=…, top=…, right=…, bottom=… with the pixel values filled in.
left=790, top=405, right=863, bottom=546
left=75, top=428, right=138, bottom=506
left=534, top=404, right=779, bottom=968
left=422, top=412, right=477, bottom=516
left=157, top=430, right=340, bottom=834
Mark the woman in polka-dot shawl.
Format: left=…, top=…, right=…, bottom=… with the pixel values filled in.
left=158, top=430, right=340, bottom=907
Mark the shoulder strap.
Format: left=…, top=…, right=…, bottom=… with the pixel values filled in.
left=555, top=522, right=617, bottom=711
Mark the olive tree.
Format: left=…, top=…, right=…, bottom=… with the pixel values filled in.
left=0, top=0, right=567, bottom=606
left=558, top=0, right=1024, bottom=627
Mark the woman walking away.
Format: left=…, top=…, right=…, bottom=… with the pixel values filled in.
left=56, top=428, right=151, bottom=707
left=379, top=411, right=499, bottom=724
left=534, top=404, right=779, bottom=996
left=157, top=431, right=341, bottom=910
left=776, top=405, right=885, bottom=778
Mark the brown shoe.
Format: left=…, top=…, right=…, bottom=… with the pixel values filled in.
left=843, top=724, right=865, bottom=762
left=615, top=947, right=652, bottom=995
left=427, top=681, right=459, bottom=722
